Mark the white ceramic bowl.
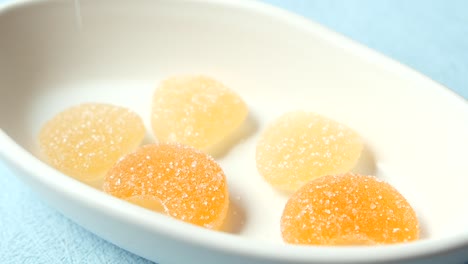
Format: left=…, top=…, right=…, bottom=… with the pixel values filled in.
left=1, top=0, right=467, bottom=263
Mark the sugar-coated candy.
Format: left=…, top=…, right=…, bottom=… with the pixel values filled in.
left=38, top=103, right=145, bottom=184
left=256, top=111, right=363, bottom=191
left=151, top=75, right=248, bottom=150
left=281, top=174, right=419, bottom=245
left=103, top=143, right=229, bottom=230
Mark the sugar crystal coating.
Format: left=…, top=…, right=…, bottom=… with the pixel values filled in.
left=38, top=103, right=145, bottom=183
left=256, top=111, right=363, bottom=191
left=151, top=75, right=248, bottom=150
left=281, top=174, right=419, bottom=245
left=103, top=143, right=229, bottom=230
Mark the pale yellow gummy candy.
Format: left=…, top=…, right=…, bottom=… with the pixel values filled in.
left=256, top=111, right=363, bottom=191
left=38, top=103, right=145, bottom=184
left=151, top=75, right=248, bottom=150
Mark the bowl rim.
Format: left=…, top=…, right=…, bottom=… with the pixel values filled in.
left=1, top=0, right=468, bottom=263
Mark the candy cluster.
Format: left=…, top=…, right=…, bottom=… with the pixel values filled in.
left=38, top=75, right=419, bottom=244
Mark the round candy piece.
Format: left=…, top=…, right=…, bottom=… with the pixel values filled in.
left=38, top=103, right=145, bottom=184
left=103, top=143, right=229, bottom=230
left=281, top=174, right=419, bottom=245
left=256, top=111, right=363, bottom=191
left=151, top=75, right=248, bottom=150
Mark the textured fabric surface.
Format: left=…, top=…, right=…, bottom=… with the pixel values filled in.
left=0, top=0, right=466, bottom=263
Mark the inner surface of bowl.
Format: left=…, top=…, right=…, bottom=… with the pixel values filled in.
left=1, top=0, right=468, bottom=263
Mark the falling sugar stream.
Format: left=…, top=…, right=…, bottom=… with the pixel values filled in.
left=74, top=0, right=82, bottom=29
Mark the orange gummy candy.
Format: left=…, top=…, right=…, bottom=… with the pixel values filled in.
left=103, top=143, right=229, bottom=230
left=38, top=103, right=145, bottom=185
left=151, top=75, right=248, bottom=150
left=281, top=174, right=419, bottom=245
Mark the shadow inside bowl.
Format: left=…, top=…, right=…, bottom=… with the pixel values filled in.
left=417, top=215, right=430, bottom=240
left=220, top=196, right=247, bottom=235
left=351, top=143, right=377, bottom=176
left=206, top=112, right=259, bottom=159
left=140, top=131, right=157, bottom=146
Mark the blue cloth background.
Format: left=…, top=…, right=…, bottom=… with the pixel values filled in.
left=0, top=0, right=467, bottom=263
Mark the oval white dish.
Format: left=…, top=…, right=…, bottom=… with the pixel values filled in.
left=0, top=0, right=467, bottom=263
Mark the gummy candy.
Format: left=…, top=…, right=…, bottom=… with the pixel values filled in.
left=256, top=111, right=362, bottom=191
left=281, top=173, right=419, bottom=245
left=103, top=143, right=229, bottom=230
left=38, top=103, right=145, bottom=184
left=151, top=75, right=248, bottom=150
